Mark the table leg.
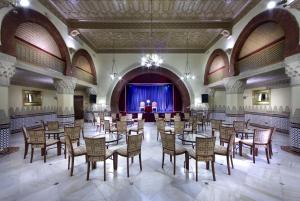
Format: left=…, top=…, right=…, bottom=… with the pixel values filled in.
left=113, top=152, right=118, bottom=170
left=185, top=152, right=189, bottom=171
left=57, top=142, right=61, bottom=155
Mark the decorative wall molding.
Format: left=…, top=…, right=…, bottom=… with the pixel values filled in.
left=86, top=87, right=97, bottom=95
left=54, top=77, right=77, bottom=94
left=0, top=53, right=16, bottom=86
left=284, top=53, right=300, bottom=86
left=9, top=106, right=57, bottom=116
left=57, top=107, right=74, bottom=116
left=224, top=78, right=246, bottom=94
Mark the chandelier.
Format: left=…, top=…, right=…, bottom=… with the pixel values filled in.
left=110, top=37, right=122, bottom=80
left=140, top=0, right=163, bottom=68
left=181, top=34, right=195, bottom=80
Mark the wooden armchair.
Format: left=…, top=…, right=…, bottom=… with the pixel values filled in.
left=104, top=120, right=117, bottom=134
left=128, top=119, right=145, bottom=139
left=114, top=134, right=143, bottom=177
left=188, top=137, right=216, bottom=181
left=22, top=126, right=31, bottom=159
left=156, top=118, right=171, bottom=141
left=211, top=119, right=222, bottom=136
left=85, top=137, right=113, bottom=181
left=160, top=132, right=189, bottom=175
left=117, top=121, right=128, bottom=143
left=60, top=126, right=81, bottom=158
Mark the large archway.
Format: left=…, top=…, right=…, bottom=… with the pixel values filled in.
left=230, top=8, right=300, bottom=75
left=0, top=8, right=71, bottom=75
left=110, top=67, right=190, bottom=113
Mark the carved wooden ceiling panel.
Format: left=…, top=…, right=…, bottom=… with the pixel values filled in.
left=39, top=0, right=260, bottom=53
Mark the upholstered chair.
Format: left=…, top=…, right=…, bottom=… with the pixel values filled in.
left=128, top=119, right=145, bottom=139
left=75, top=119, right=85, bottom=138
left=117, top=121, right=128, bottom=143
left=22, top=126, right=31, bottom=159
left=104, top=120, right=117, bottom=134
left=160, top=132, right=189, bottom=175
left=60, top=126, right=81, bottom=158
left=154, top=113, right=159, bottom=121
left=28, top=129, right=61, bottom=163
left=114, top=134, right=143, bottom=177
left=139, top=101, right=145, bottom=112
left=173, top=121, right=185, bottom=135
left=47, top=121, right=59, bottom=130
left=65, top=135, right=86, bottom=176
left=239, top=128, right=273, bottom=164
left=215, top=129, right=235, bottom=175
left=152, top=101, right=157, bottom=112
left=219, top=126, right=240, bottom=158
left=156, top=118, right=171, bottom=140
left=211, top=119, right=222, bottom=136
left=188, top=137, right=216, bottom=181
left=84, top=137, right=113, bottom=181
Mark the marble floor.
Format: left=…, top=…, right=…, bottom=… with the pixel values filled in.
left=0, top=123, right=300, bottom=201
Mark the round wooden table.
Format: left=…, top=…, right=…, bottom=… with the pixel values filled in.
left=44, top=128, right=64, bottom=139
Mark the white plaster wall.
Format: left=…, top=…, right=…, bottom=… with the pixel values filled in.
left=214, top=90, right=226, bottom=107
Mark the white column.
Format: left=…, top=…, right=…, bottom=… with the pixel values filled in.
left=0, top=53, right=16, bottom=151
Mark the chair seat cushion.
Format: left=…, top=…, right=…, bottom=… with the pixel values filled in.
left=240, top=139, right=253, bottom=146
left=175, top=145, right=186, bottom=154
left=73, top=146, right=86, bottom=156
left=116, top=146, right=127, bottom=156
left=188, top=148, right=213, bottom=161
left=214, top=145, right=227, bottom=155
left=88, top=149, right=113, bottom=161
left=46, top=139, right=59, bottom=146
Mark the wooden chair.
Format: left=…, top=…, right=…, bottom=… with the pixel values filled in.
left=47, top=121, right=59, bottom=130
left=233, top=121, right=246, bottom=138
left=156, top=118, right=171, bottom=140
left=114, top=134, right=143, bottom=177
left=154, top=113, right=159, bottom=121
left=184, top=112, right=190, bottom=121
left=96, top=113, right=105, bottom=131
left=128, top=119, right=145, bottom=139
left=111, top=113, right=117, bottom=122
left=65, top=135, right=86, bottom=176
left=104, top=120, right=117, bottom=134
left=28, top=129, right=61, bottom=163
left=61, top=126, right=81, bottom=158
left=164, top=113, right=171, bottom=124
left=85, top=137, right=113, bottom=181
left=116, top=121, right=128, bottom=143
left=75, top=119, right=85, bottom=138
left=197, top=114, right=206, bottom=131
left=215, top=130, right=235, bottom=175
left=239, top=128, right=273, bottom=164
left=22, top=126, right=31, bottom=159
left=188, top=137, right=216, bottom=181
left=211, top=119, right=222, bottom=136
left=173, top=121, right=185, bottom=135
left=160, top=132, right=189, bottom=175
left=219, top=126, right=240, bottom=158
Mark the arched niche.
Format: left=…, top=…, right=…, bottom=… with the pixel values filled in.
left=204, top=49, right=229, bottom=85
left=110, top=67, right=191, bottom=113
left=230, top=9, right=300, bottom=75
left=72, top=49, right=97, bottom=84
left=1, top=8, right=71, bottom=75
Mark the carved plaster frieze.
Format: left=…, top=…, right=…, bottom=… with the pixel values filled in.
left=223, top=78, right=246, bottom=94
left=284, top=54, right=300, bottom=86
left=0, top=53, right=16, bottom=86
left=205, top=88, right=215, bottom=96
left=54, top=77, right=77, bottom=94
left=86, top=87, right=97, bottom=95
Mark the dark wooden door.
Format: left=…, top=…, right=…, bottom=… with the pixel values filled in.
left=74, top=95, right=84, bottom=120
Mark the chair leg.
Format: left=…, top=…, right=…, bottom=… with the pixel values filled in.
left=230, top=155, right=234, bottom=169
left=87, top=161, right=90, bottom=181
left=162, top=152, right=165, bottom=168
left=139, top=154, right=142, bottom=171
left=265, top=147, right=270, bottom=164
left=71, top=156, right=74, bottom=176
left=195, top=160, right=198, bottom=182
left=104, top=160, right=106, bottom=181
left=226, top=155, right=231, bottom=175
left=64, top=143, right=66, bottom=159
left=24, top=143, right=28, bottom=159
left=206, top=161, right=209, bottom=170
left=173, top=155, right=176, bottom=175
left=68, top=156, right=70, bottom=170
left=239, top=141, right=243, bottom=156
left=127, top=157, right=130, bottom=177
left=212, top=161, right=216, bottom=181
left=269, top=143, right=273, bottom=159
left=252, top=145, right=256, bottom=164
left=43, top=148, right=46, bottom=163
left=30, top=147, right=34, bottom=163
left=170, top=155, right=172, bottom=162
left=131, top=157, right=134, bottom=164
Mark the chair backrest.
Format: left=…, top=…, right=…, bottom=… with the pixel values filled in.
left=152, top=101, right=157, bottom=107
left=111, top=113, right=117, bottom=121
left=189, top=116, right=198, bottom=132
left=85, top=137, right=106, bottom=160
left=64, top=126, right=81, bottom=141
left=99, top=113, right=104, bottom=120
left=137, top=119, right=144, bottom=130
left=160, top=132, right=175, bottom=152
left=117, top=121, right=127, bottom=133
left=140, top=101, right=145, bottom=107
left=154, top=113, right=159, bottom=119
left=120, top=115, right=127, bottom=121
left=47, top=121, right=59, bottom=130
left=174, top=115, right=181, bottom=121
left=184, top=112, right=190, bottom=120
left=22, top=126, right=29, bottom=142
left=174, top=121, right=185, bottom=134
left=28, top=129, right=45, bottom=147
left=137, top=113, right=143, bottom=120
left=156, top=118, right=166, bottom=132
left=195, top=137, right=216, bottom=160
left=254, top=128, right=272, bottom=144
left=211, top=119, right=222, bottom=131
left=75, top=119, right=84, bottom=128
left=65, top=135, right=74, bottom=155
left=126, top=113, right=133, bottom=120
left=227, top=133, right=236, bottom=155
left=104, top=120, right=110, bottom=130
left=219, top=126, right=235, bottom=143
left=127, top=134, right=142, bottom=157
left=165, top=113, right=171, bottom=121
left=233, top=121, right=245, bottom=132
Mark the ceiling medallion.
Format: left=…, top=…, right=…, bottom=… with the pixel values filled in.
left=140, top=0, right=163, bottom=68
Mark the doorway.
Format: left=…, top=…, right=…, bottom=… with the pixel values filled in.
left=74, top=95, right=84, bottom=120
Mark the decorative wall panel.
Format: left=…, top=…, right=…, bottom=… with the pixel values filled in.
left=0, top=123, right=10, bottom=151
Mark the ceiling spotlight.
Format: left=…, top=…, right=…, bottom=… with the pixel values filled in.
left=19, top=0, right=30, bottom=7
left=70, top=29, right=80, bottom=37
left=267, top=1, right=277, bottom=9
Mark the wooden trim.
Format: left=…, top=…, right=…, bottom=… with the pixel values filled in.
left=208, top=66, right=226, bottom=75
left=73, top=65, right=93, bottom=75
left=238, top=36, right=285, bottom=61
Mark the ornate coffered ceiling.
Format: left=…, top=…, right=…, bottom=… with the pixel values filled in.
left=39, top=0, right=260, bottom=53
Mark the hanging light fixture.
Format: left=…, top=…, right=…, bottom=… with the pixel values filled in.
left=180, top=34, right=195, bottom=81
left=140, top=0, right=163, bottom=68
left=110, top=36, right=122, bottom=80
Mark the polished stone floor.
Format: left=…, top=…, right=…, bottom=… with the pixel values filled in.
left=0, top=123, right=300, bottom=201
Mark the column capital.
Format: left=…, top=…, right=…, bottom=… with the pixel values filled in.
left=86, top=86, right=97, bottom=95
left=0, top=53, right=16, bottom=86
left=54, top=77, right=77, bottom=94
left=205, top=87, right=215, bottom=96
left=224, top=78, right=246, bottom=94
left=285, top=54, right=300, bottom=86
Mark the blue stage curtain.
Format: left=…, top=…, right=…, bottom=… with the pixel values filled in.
left=126, top=84, right=173, bottom=112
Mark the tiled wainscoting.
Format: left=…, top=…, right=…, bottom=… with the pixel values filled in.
left=10, top=112, right=57, bottom=134
left=56, top=114, right=75, bottom=124
left=0, top=123, right=10, bottom=151
left=290, top=122, right=300, bottom=149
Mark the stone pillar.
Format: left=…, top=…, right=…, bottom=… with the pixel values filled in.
left=205, top=87, right=215, bottom=119
left=285, top=54, right=300, bottom=149
left=0, top=53, right=16, bottom=152
left=224, top=78, right=246, bottom=122
left=54, top=77, right=76, bottom=125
